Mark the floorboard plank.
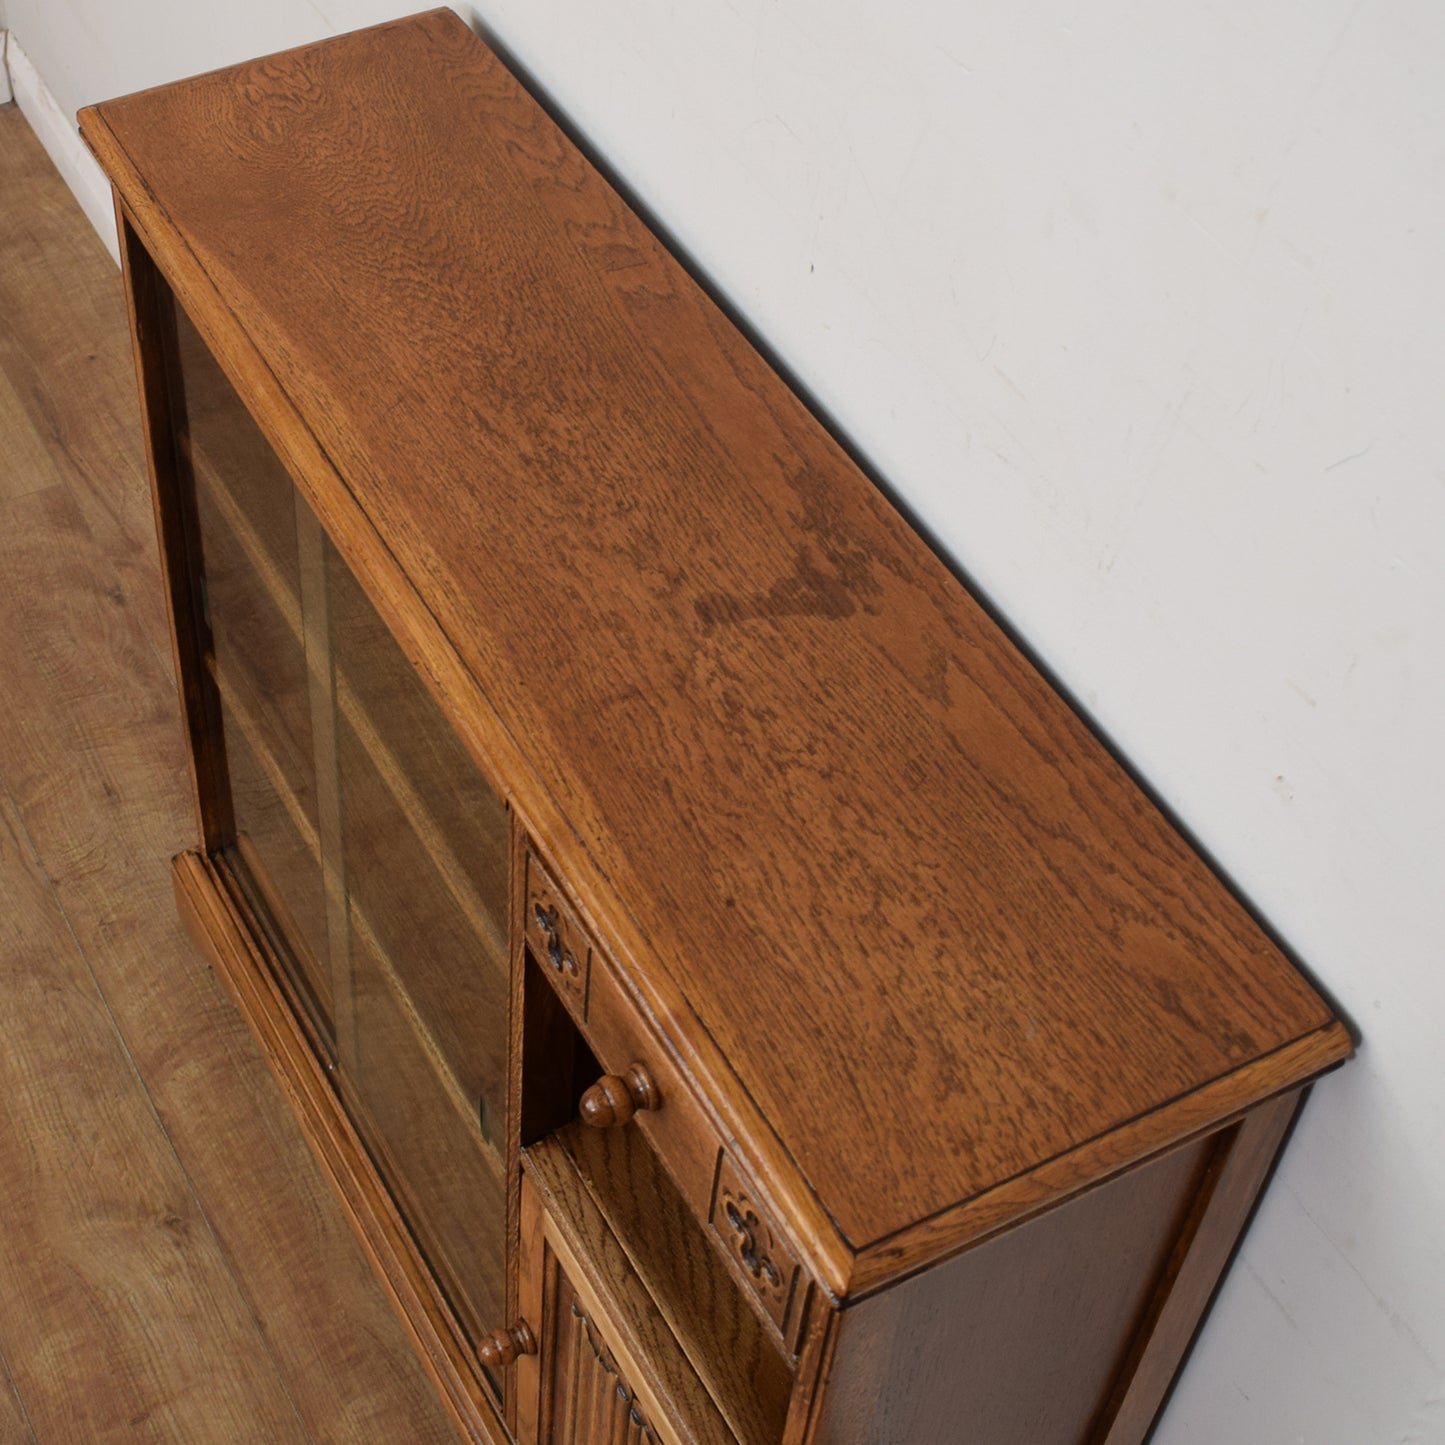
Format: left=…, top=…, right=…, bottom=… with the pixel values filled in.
left=0, top=109, right=461, bottom=1443
left=0, top=440, right=457, bottom=1445
left=0, top=1346, right=37, bottom=1445
left=0, top=779, right=311, bottom=1442
left=0, top=363, right=65, bottom=501
left=0, top=106, right=168, bottom=654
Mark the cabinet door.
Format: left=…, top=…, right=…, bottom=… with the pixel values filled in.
left=174, top=300, right=334, bottom=1036
left=168, top=294, right=511, bottom=1377
left=322, top=527, right=511, bottom=1352
left=516, top=1167, right=667, bottom=1445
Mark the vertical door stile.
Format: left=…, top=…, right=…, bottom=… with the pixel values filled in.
left=116, top=211, right=235, bottom=851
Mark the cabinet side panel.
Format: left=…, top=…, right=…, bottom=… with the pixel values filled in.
left=811, top=1137, right=1212, bottom=1445
left=1097, top=1089, right=1304, bottom=1445
left=115, top=203, right=233, bottom=848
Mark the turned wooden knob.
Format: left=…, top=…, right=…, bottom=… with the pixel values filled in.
left=477, top=1320, right=537, bottom=1369
left=579, top=1063, right=661, bottom=1128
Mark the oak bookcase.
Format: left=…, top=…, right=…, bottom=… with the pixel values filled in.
left=81, top=10, right=1352, bottom=1443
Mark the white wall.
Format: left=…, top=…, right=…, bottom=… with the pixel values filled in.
left=7, top=1, right=1441, bottom=1439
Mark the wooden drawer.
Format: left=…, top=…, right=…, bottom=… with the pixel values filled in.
left=524, top=849, right=809, bottom=1350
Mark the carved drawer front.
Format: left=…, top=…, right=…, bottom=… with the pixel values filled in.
left=526, top=853, right=592, bottom=1015
left=710, top=1152, right=804, bottom=1340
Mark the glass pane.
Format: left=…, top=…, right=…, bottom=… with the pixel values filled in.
left=327, top=536, right=510, bottom=1344
left=177, top=308, right=333, bottom=1029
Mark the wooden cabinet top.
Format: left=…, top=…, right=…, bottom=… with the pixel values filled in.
left=82, top=8, right=1349, bottom=1295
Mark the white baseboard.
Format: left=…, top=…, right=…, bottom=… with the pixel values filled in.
left=0, top=33, right=13, bottom=104
left=3, top=32, right=118, bottom=265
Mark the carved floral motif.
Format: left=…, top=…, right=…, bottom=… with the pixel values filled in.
left=532, top=899, right=579, bottom=977
left=723, top=1196, right=784, bottom=1290
left=712, top=1152, right=801, bottom=1337
left=525, top=856, right=591, bottom=1011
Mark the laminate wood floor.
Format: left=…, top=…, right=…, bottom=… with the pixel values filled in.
left=0, top=101, right=459, bottom=1445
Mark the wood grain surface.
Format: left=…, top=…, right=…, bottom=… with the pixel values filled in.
left=0, top=362, right=63, bottom=502
left=0, top=112, right=164, bottom=647
left=80, top=9, right=1351, bottom=1279
left=806, top=1132, right=1212, bottom=1444
left=1095, top=1089, right=1305, bottom=1444
left=0, top=104, right=464, bottom=1442
left=0, top=784, right=307, bottom=1439
left=0, top=1350, right=35, bottom=1445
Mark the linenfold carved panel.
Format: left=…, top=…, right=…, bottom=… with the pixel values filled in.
left=551, top=1292, right=658, bottom=1445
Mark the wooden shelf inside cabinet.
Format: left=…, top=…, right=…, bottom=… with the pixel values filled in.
left=84, top=10, right=1353, bottom=1445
